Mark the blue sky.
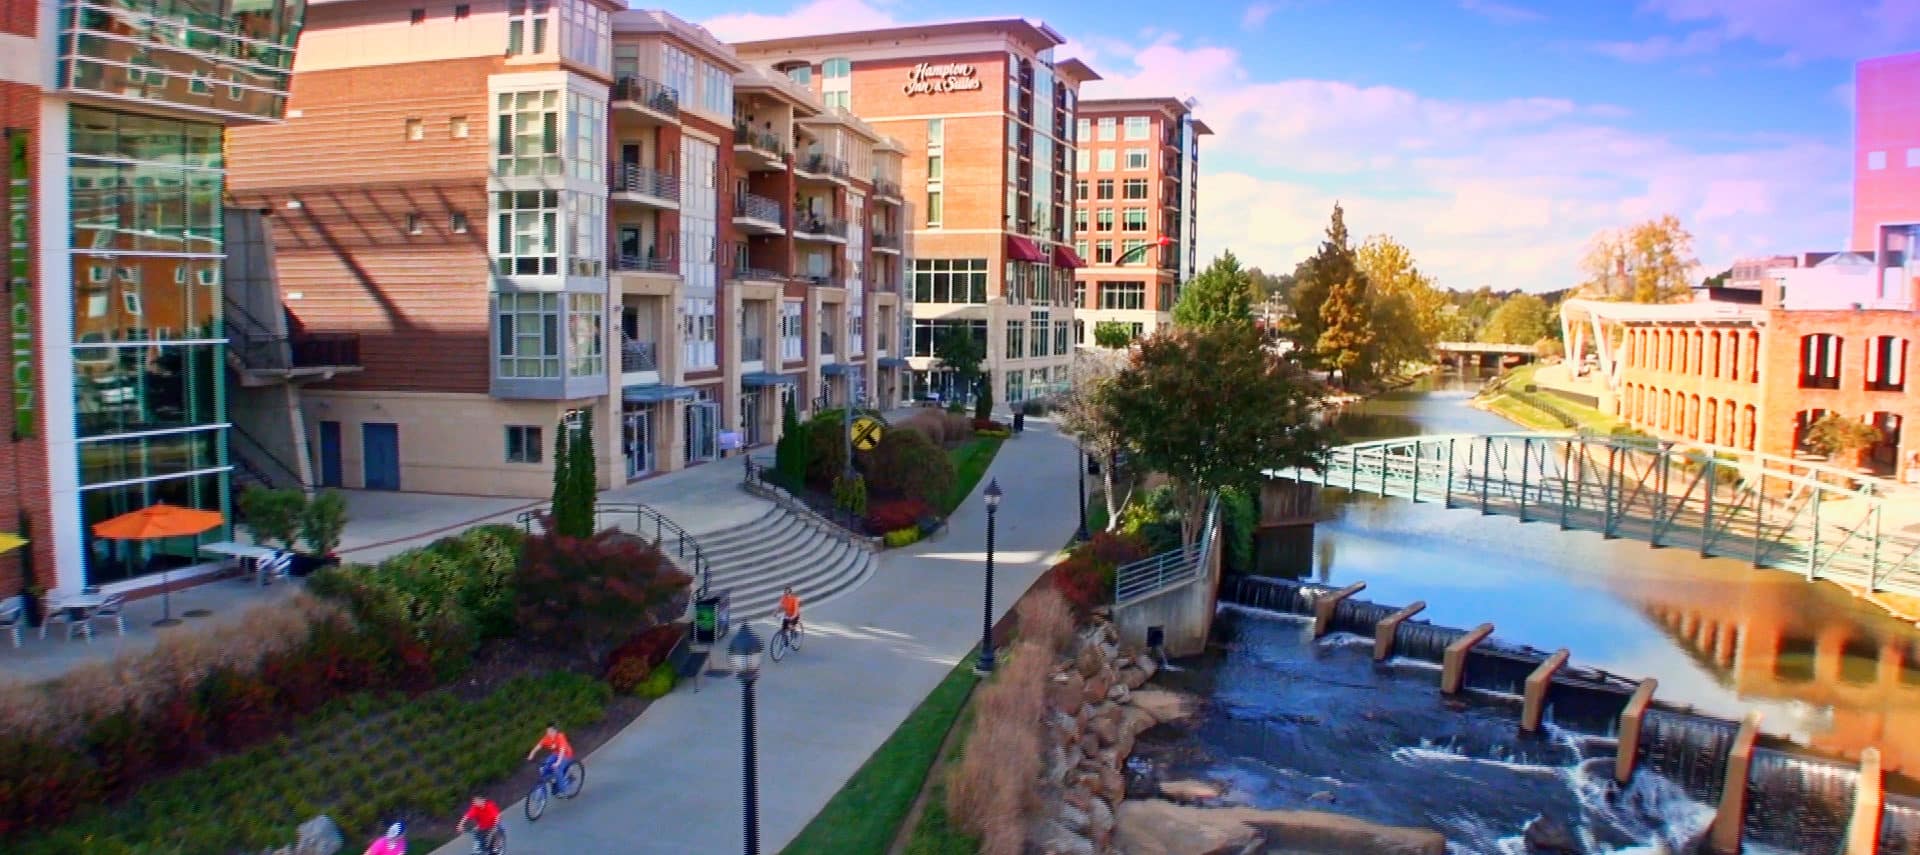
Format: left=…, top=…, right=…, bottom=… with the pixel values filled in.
left=688, top=0, right=1920, bottom=292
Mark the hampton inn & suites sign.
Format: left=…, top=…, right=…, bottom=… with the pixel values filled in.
left=903, top=62, right=981, bottom=96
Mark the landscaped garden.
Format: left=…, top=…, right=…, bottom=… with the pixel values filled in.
left=0, top=467, right=695, bottom=853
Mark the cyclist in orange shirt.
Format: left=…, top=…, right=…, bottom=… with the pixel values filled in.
left=779, top=587, right=802, bottom=638
left=527, top=722, right=574, bottom=782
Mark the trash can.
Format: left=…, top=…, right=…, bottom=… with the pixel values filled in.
left=694, top=591, right=731, bottom=646
left=1013, top=411, right=1025, bottom=433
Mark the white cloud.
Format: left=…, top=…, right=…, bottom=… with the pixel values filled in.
left=1241, top=3, right=1277, bottom=29
left=1620, top=0, right=1920, bottom=63
left=1459, top=0, right=1544, bottom=25
left=1587, top=29, right=1721, bottom=63
left=1830, top=81, right=1856, bottom=113
left=1086, top=35, right=1852, bottom=291
left=701, top=0, right=900, bottom=43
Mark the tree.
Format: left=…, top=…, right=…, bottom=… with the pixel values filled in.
left=549, top=416, right=595, bottom=538
left=1579, top=215, right=1699, bottom=303
left=1171, top=251, right=1258, bottom=330
left=933, top=326, right=984, bottom=403
left=774, top=395, right=808, bottom=485
left=1247, top=266, right=1296, bottom=302
left=570, top=415, right=597, bottom=531
left=1093, top=321, right=1135, bottom=349
left=1283, top=203, right=1363, bottom=371
left=1055, top=350, right=1128, bottom=528
left=1355, top=235, right=1447, bottom=377
left=299, top=491, right=350, bottom=557
left=1803, top=414, right=1881, bottom=464
left=238, top=487, right=306, bottom=549
left=1478, top=293, right=1554, bottom=345
left=1317, top=274, right=1375, bottom=385
left=1100, top=323, right=1331, bottom=547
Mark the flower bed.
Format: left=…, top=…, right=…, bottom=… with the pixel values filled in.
left=10, top=672, right=611, bottom=855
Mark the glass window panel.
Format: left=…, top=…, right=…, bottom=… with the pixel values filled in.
left=81, top=471, right=227, bottom=585
left=72, top=343, right=222, bottom=438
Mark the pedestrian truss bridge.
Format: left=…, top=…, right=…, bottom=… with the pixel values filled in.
left=1266, top=431, right=1920, bottom=598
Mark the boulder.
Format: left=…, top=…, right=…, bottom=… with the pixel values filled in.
left=1031, top=818, right=1097, bottom=855
left=1084, top=671, right=1113, bottom=704
left=1137, top=652, right=1160, bottom=681
left=1159, top=779, right=1225, bottom=803
left=1047, top=744, right=1076, bottom=786
left=294, top=816, right=343, bottom=855
left=1109, top=683, right=1133, bottom=704
left=1064, top=786, right=1094, bottom=813
left=1118, top=665, right=1152, bottom=690
left=1087, top=712, right=1120, bottom=746
left=1130, top=689, right=1200, bottom=725
left=1113, top=799, right=1262, bottom=855
left=1098, top=764, right=1127, bottom=803
left=1522, top=817, right=1583, bottom=854
left=1119, top=705, right=1159, bottom=738
left=1118, top=800, right=1446, bottom=855
left=1058, top=798, right=1092, bottom=832
left=1050, top=672, right=1088, bottom=713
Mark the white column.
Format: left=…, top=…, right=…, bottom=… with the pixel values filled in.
left=37, top=99, right=82, bottom=592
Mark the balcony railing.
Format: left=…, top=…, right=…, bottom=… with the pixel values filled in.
left=797, top=152, right=849, bottom=179
left=872, top=178, right=902, bottom=199
left=290, top=334, right=362, bottom=368
left=733, top=124, right=786, bottom=158
left=801, top=273, right=842, bottom=289
left=741, top=336, right=766, bottom=362
left=796, top=215, right=848, bottom=239
left=729, top=264, right=786, bottom=282
left=871, top=232, right=902, bottom=251
left=612, top=74, right=680, bottom=116
left=733, top=192, right=784, bottom=226
left=610, top=164, right=682, bottom=201
left=622, top=340, right=659, bottom=372
left=614, top=253, right=678, bottom=275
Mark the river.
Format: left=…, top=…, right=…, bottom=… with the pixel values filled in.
left=1140, top=368, right=1920, bottom=853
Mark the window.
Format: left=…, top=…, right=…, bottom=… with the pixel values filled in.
left=1097, top=117, right=1116, bottom=141
left=1867, top=150, right=1887, bottom=170
left=911, top=318, right=987, bottom=357
left=567, top=90, right=605, bottom=181
left=926, top=190, right=943, bottom=226
left=494, top=89, right=560, bottom=177
left=496, top=292, right=560, bottom=378
left=561, top=0, right=612, bottom=73
left=1100, top=281, right=1146, bottom=310
left=122, top=287, right=142, bottom=315
left=821, top=57, right=851, bottom=110
left=1096, top=208, right=1113, bottom=231
left=1124, top=116, right=1149, bottom=140
left=410, top=8, right=425, bottom=24
left=1096, top=179, right=1114, bottom=200
left=1867, top=335, right=1909, bottom=392
left=1122, top=208, right=1147, bottom=232
left=781, top=300, right=804, bottom=360
left=1121, top=239, right=1147, bottom=263
left=1029, top=311, right=1048, bottom=358
left=662, top=45, right=695, bottom=106
left=1124, top=148, right=1147, bottom=170
left=927, top=118, right=944, bottom=149
left=493, top=189, right=559, bottom=275
left=1073, top=208, right=1088, bottom=231
left=506, top=425, right=542, bottom=463
left=1123, top=179, right=1147, bottom=199
left=927, top=155, right=943, bottom=180
left=455, top=4, right=470, bottom=20
left=568, top=293, right=604, bottom=377
left=507, top=0, right=550, bottom=56
left=1909, top=148, right=1920, bottom=168
left=1054, top=319, right=1069, bottom=355
left=912, top=258, right=988, bottom=303
left=1097, top=150, right=1114, bottom=171
left=1006, top=317, right=1025, bottom=360
left=822, top=58, right=852, bottom=78
left=1095, top=240, right=1113, bottom=264
left=1074, top=241, right=1088, bottom=265
left=1076, top=118, right=1090, bottom=140
left=188, top=73, right=211, bottom=95
left=701, top=62, right=733, bottom=115
left=683, top=297, right=717, bottom=368
left=450, top=115, right=469, bottom=138
left=451, top=212, right=469, bottom=234
left=787, top=65, right=812, bottom=86
left=406, top=118, right=423, bottom=140
left=405, top=213, right=422, bottom=234
left=1075, top=148, right=1089, bottom=172
left=1075, top=180, right=1088, bottom=200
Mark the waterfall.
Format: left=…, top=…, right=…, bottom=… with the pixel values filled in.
left=1392, top=620, right=1468, bottom=663
left=1741, top=747, right=1857, bottom=854
left=1330, top=598, right=1398, bottom=637
left=1219, top=576, right=1316, bottom=615
left=1462, top=647, right=1543, bottom=697
left=1879, top=793, right=1920, bottom=855
left=1637, top=708, right=1740, bottom=805
left=1542, top=671, right=1636, bottom=737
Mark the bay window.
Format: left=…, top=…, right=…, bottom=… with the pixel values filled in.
left=560, top=0, right=611, bottom=74
left=507, top=0, right=551, bottom=56
left=495, top=189, right=559, bottom=275
left=567, top=294, right=604, bottom=377
left=568, top=90, right=604, bottom=181
left=781, top=300, right=804, bottom=360
left=495, top=89, right=560, bottom=177
left=497, top=292, right=560, bottom=378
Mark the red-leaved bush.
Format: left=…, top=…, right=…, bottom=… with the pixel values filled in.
left=865, top=498, right=932, bottom=535
left=518, top=528, right=692, bottom=658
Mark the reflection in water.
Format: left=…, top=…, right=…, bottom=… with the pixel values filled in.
left=1286, top=369, right=1920, bottom=776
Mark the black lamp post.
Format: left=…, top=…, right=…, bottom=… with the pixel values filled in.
left=977, top=479, right=1003, bottom=675
left=730, top=624, right=766, bottom=855
left=1074, top=441, right=1090, bottom=543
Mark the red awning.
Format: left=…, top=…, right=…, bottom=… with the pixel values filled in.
left=1052, top=244, right=1086, bottom=270
left=1006, top=235, right=1048, bottom=263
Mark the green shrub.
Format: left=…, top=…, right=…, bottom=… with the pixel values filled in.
left=299, top=490, right=350, bottom=556
left=806, top=411, right=850, bottom=486
left=776, top=397, right=809, bottom=484
left=1220, top=486, right=1257, bottom=574
left=884, top=527, right=922, bottom=548
left=973, top=382, right=993, bottom=422
left=238, top=487, right=306, bottom=549
left=832, top=473, right=870, bottom=516
left=636, top=667, right=677, bottom=699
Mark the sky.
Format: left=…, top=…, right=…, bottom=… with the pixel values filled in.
left=680, top=0, right=1920, bottom=293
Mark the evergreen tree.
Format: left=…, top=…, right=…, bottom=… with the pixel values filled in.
left=1284, top=204, right=1363, bottom=371
left=1171, top=250, right=1258, bottom=331
left=549, top=418, right=575, bottom=535
left=1318, top=274, right=1375, bottom=385
left=567, top=416, right=597, bottom=537
left=775, top=395, right=807, bottom=484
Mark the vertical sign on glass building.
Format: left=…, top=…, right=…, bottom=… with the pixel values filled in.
left=6, top=129, right=31, bottom=440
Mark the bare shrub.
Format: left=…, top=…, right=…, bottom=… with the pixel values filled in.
left=946, top=641, right=1051, bottom=852
left=942, top=411, right=976, bottom=443
left=1016, top=589, right=1078, bottom=658
left=895, top=411, right=947, bottom=446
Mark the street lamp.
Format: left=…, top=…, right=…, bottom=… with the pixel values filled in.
left=1074, top=440, right=1089, bottom=543
left=730, top=625, right=766, bottom=855
left=977, top=479, right=1003, bottom=675
left=1112, top=235, right=1175, bottom=267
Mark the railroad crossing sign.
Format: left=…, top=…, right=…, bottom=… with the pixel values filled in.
left=850, top=416, right=884, bottom=451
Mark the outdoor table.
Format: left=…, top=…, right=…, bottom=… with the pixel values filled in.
left=199, top=542, right=280, bottom=584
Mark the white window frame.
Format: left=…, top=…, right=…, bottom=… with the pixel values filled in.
left=683, top=297, right=717, bottom=369
left=567, top=293, right=604, bottom=377
left=781, top=300, right=804, bottom=360
left=1124, top=148, right=1147, bottom=170
left=494, top=189, right=560, bottom=276
left=507, top=0, right=551, bottom=56
left=496, top=291, right=561, bottom=378
left=1123, top=116, right=1149, bottom=140
left=1097, top=117, right=1116, bottom=141
left=1097, top=149, right=1114, bottom=172
left=494, top=89, right=561, bottom=177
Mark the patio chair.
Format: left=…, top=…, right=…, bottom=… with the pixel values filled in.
left=91, top=593, right=127, bottom=637
left=39, top=596, right=92, bottom=643
left=0, top=596, right=23, bottom=648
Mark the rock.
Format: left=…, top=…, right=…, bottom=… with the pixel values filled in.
left=1116, top=800, right=1446, bottom=855
left=1064, top=786, right=1094, bottom=813
left=1087, top=712, right=1120, bottom=746
left=1109, top=682, right=1132, bottom=704
left=1098, top=765, right=1127, bottom=803
left=294, top=816, right=343, bottom=855
left=1048, top=744, right=1076, bottom=785
left=1118, top=665, right=1151, bottom=690
left=1089, top=796, right=1116, bottom=835
left=1119, top=705, right=1159, bottom=738
left=1084, top=671, right=1113, bottom=704
left=1137, top=652, right=1160, bottom=681
left=1031, top=817, right=1097, bottom=855
left=1058, top=798, right=1092, bottom=832
left=1130, top=688, right=1200, bottom=724
left=1523, top=816, right=1584, bottom=854
left=1051, top=672, right=1088, bottom=713
left=1160, top=779, right=1225, bottom=803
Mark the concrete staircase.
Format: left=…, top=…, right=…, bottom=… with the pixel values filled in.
left=687, top=505, right=879, bottom=621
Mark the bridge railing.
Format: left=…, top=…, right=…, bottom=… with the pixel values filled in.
left=1115, top=492, right=1220, bottom=605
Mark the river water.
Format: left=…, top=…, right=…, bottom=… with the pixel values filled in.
left=1142, top=369, right=1920, bottom=853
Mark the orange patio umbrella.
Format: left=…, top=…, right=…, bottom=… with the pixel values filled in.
left=92, top=504, right=225, bottom=627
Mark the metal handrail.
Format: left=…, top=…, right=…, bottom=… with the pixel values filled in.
left=225, top=297, right=361, bottom=370
left=612, top=74, right=679, bottom=115
left=733, top=192, right=784, bottom=225
left=871, top=231, right=901, bottom=250
left=515, top=502, right=711, bottom=598
left=741, top=456, right=880, bottom=550
left=614, top=254, right=677, bottom=275
left=1114, top=492, right=1221, bottom=604
left=228, top=419, right=306, bottom=491
left=732, top=125, right=785, bottom=158
left=620, top=339, right=658, bottom=372
left=796, top=215, right=848, bottom=238
left=610, top=164, right=682, bottom=201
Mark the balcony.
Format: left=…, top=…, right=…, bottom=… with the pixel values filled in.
left=612, top=74, right=680, bottom=123
left=794, top=152, right=850, bottom=184
left=871, top=178, right=903, bottom=202
left=614, top=253, right=679, bottom=278
left=871, top=232, right=902, bottom=255
left=728, top=264, right=786, bottom=284
left=741, top=336, right=766, bottom=363
left=794, top=215, right=849, bottom=244
left=621, top=339, right=659, bottom=373
left=800, top=273, right=843, bottom=289
left=732, top=192, right=785, bottom=235
left=610, top=164, right=681, bottom=209
left=733, top=124, right=788, bottom=171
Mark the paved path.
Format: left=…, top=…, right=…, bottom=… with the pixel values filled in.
left=430, top=421, right=1082, bottom=855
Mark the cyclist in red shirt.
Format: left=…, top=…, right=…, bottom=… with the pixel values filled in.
left=456, top=795, right=502, bottom=853
left=527, top=723, right=575, bottom=782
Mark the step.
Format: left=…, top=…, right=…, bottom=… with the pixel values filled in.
left=717, top=536, right=876, bottom=618
left=700, top=516, right=813, bottom=564
left=729, top=547, right=876, bottom=621
left=688, top=506, right=790, bottom=549
left=706, top=533, right=846, bottom=592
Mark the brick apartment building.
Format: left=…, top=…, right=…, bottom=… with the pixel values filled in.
left=734, top=20, right=1099, bottom=407
left=225, top=4, right=911, bottom=496
left=1, top=0, right=306, bottom=596
left=1070, top=96, right=1207, bottom=345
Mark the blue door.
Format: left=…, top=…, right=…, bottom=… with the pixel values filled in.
left=318, top=421, right=343, bottom=488
left=362, top=423, right=400, bottom=490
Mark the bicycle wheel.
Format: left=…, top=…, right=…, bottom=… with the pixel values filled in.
left=769, top=629, right=789, bottom=662
left=490, top=826, right=507, bottom=855
left=558, top=761, right=586, bottom=799
left=789, top=623, right=803, bottom=652
left=525, top=782, right=548, bottom=821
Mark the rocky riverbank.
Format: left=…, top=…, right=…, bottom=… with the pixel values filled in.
left=1028, top=618, right=1447, bottom=855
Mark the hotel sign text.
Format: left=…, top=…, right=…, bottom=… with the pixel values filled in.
left=903, top=62, right=981, bottom=97
left=6, top=130, right=32, bottom=440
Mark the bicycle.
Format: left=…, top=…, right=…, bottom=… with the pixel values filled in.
left=769, top=618, right=804, bottom=662
left=466, top=825, right=505, bottom=855
left=524, top=757, right=586, bottom=821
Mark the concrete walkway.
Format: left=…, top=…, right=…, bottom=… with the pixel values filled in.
left=430, top=421, right=1082, bottom=855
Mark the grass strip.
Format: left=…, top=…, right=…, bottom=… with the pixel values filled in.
left=940, top=436, right=1006, bottom=514
left=780, top=657, right=979, bottom=855
left=900, top=700, right=982, bottom=855
left=1481, top=391, right=1569, bottom=431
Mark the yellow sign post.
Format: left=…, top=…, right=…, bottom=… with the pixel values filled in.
left=850, top=416, right=884, bottom=452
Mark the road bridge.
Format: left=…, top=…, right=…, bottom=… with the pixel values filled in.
left=1266, top=431, right=1920, bottom=598
left=1434, top=341, right=1538, bottom=369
